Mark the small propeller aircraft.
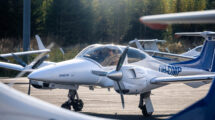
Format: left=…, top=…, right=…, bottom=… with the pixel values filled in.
left=2, top=30, right=209, bottom=116
left=1, top=33, right=215, bottom=116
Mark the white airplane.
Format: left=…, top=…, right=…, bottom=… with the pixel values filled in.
left=1, top=34, right=215, bottom=116
left=0, top=81, right=107, bottom=120
left=2, top=32, right=211, bottom=116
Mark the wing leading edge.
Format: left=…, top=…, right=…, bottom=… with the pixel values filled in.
left=151, top=74, right=215, bottom=84
left=0, top=49, right=50, bottom=58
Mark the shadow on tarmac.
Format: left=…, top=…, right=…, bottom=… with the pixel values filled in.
left=81, top=112, right=174, bottom=120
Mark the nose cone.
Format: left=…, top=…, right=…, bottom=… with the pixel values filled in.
left=28, top=65, right=55, bottom=81
left=28, top=58, right=101, bottom=84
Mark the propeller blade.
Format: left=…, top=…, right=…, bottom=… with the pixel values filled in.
left=31, top=55, right=49, bottom=69
left=30, top=43, right=54, bottom=66
left=116, top=81, right=125, bottom=109
left=9, top=43, right=54, bottom=89
left=28, top=80, right=31, bottom=95
left=0, top=56, right=10, bottom=62
left=10, top=43, right=54, bottom=95
left=59, top=48, right=65, bottom=55
left=11, top=53, right=27, bottom=67
left=116, top=46, right=129, bottom=71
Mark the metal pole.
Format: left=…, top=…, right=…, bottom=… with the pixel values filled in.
left=23, top=0, right=31, bottom=62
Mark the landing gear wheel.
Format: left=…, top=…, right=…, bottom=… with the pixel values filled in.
left=72, top=99, right=84, bottom=111
left=61, top=101, right=71, bottom=110
left=140, top=105, right=152, bottom=117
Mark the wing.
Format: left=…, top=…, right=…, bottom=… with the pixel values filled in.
left=151, top=74, right=215, bottom=84
left=0, top=49, right=50, bottom=58
left=139, top=10, right=215, bottom=29
left=0, top=62, right=24, bottom=71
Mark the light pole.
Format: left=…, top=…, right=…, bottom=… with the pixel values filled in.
left=23, top=0, right=31, bottom=62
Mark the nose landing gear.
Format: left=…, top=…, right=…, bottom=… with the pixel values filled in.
left=139, top=91, right=154, bottom=117
left=61, top=89, right=84, bottom=111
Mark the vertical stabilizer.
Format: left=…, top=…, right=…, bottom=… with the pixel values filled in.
left=172, top=34, right=215, bottom=72
left=35, top=35, right=46, bottom=50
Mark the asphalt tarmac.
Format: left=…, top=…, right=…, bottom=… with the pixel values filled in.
left=0, top=77, right=210, bottom=120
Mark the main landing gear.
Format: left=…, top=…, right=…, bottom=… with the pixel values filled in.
left=139, top=91, right=154, bottom=117
left=61, top=89, right=84, bottom=111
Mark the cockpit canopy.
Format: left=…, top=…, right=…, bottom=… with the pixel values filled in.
left=77, top=44, right=146, bottom=67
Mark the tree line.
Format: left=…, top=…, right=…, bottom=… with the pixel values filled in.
left=0, top=0, right=215, bottom=48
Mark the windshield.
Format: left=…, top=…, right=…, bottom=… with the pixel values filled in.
left=127, top=47, right=146, bottom=63
left=83, top=46, right=122, bottom=66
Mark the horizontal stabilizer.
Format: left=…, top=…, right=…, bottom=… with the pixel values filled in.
left=175, top=31, right=215, bottom=39
left=129, top=39, right=166, bottom=44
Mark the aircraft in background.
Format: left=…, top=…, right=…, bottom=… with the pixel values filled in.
left=0, top=35, right=215, bottom=116
left=174, top=31, right=215, bottom=57
left=0, top=81, right=106, bottom=120
left=129, top=39, right=167, bottom=52
left=0, top=35, right=50, bottom=62
left=0, top=35, right=55, bottom=69
left=131, top=31, right=215, bottom=63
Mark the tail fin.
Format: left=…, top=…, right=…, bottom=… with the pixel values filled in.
left=172, top=36, right=215, bottom=72
left=169, top=78, right=215, bottom=120
left=35, top=35, right=46, bottom=50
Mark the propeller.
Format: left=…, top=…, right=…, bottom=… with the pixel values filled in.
left=11, top=53, right=27, bottom=67
left=92, top=46, right=129, bottom=108
left=13, top=43, right=54, bottom=95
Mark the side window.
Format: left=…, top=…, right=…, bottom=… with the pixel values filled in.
left=127, top=48, right=146, bottom=63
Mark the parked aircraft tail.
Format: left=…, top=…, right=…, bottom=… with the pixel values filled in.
left=169, top=78, right=215, bottom=120
left=35, top=35, right=46, bottom=50
left=172, top=34, right=215, bottom=72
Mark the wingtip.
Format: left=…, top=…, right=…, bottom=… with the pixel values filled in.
left=139, top=17, right=168, bottom=30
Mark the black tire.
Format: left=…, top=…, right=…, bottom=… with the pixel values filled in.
left=72, top=99, right=84, bottom=111
left=141, top=105, right=152, bottom=117
left=61, top=101, right=71, bottom=110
